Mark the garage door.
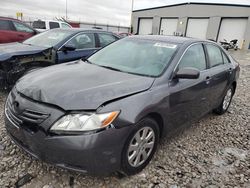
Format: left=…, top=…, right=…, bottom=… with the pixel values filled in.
left=160, top=18, right=178, bottom=35
left=218, top=18, right=248, bottom=49
left=186, top=18, right=209, bottom=39
left=138, top=18, right=153, bottom=35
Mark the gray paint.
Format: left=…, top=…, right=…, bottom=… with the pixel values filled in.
left=132, top=3, right=250, bottom=50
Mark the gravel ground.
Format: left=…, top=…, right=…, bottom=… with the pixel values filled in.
left=0, top=50, right=249, bottom=188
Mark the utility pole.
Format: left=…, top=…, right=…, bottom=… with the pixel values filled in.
left=66, top=0, right=68, bottom=20
left=130, top=0, right=134, bottom=33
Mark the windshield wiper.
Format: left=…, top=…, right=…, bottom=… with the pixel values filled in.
left=98, top=65, right=123, bottom=72
left=84, top=59, right=92, bottom=64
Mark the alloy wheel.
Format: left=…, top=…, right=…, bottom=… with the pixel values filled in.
left=127, top=127, right=155, bottom=167
left=223, top=88, right=233, bottom=110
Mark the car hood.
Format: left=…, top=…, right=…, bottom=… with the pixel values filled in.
left=16, top=61, right=155, bottom=110
left=0, top=42, right=50, bottom=61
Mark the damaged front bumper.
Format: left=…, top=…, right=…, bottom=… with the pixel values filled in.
left=0, top=47, right=56, bottom=89
left=4, top=89, right=132, bottom=176
left=0, top=65, right=26, bottom=89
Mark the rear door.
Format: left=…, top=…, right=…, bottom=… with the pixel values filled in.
left=12, top=21, right=35, bottom=42
left=57, top=32, right=97, bottom=63
left=204, top=44, right=232, bottom=108
left=0, top=20, right=17, bottom=43
left=168, top=43, right=211, bottom=129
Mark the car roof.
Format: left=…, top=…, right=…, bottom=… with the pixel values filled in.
left=129, top=35, right=210, bottom=45
left=33, top=20, right=69, bottom=24
left=0, top=16, right=22, bottom=22
left=52, top=28, right=119, bottom=35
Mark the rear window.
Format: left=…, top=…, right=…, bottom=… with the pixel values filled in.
left=33, top=21, right=46, bottom=29
left=206, top=44, right=224, bottom=68
left=0, top=20, right=12, bottom=30
left=49, top=22, right=60, bottom=29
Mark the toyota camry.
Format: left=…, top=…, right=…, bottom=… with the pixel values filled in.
left=4, top=36, right=240, bottom=176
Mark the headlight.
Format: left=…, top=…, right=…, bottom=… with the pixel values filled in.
left=50, top=111, right=120, bottom=132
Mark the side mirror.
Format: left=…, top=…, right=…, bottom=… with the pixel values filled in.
left=174, top=67, right=200, bottom=79
left=62, top=44, right=76, bottom=53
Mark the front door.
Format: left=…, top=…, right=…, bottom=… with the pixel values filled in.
left=168, top=43, right=211, bottom=130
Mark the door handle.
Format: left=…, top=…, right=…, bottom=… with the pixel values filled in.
left=18, top=34, right=24, bottom=37
left=228, top=68, right=233, bottom=74
left=205, top=76, right=211, bottom=85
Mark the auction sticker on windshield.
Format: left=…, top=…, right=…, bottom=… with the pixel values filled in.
left=154, top=43, right=177, bottom=49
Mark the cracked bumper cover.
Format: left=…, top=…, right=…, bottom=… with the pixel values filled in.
left=5, top=113, right=132, bottom=175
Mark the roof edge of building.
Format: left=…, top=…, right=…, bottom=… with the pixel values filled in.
left=133, top=2, right=250, bottom=12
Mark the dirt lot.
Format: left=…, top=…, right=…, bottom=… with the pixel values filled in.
left=0, top=50, right=249, bottom=188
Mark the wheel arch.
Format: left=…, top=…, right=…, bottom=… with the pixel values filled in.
left=232, top=81, right=237, bottom=94
left=144, top=112, right=164, bottom=138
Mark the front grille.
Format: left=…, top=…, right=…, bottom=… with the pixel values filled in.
left=5, top=93, right=50, bottom=132
left=6, top=104, right=23, bottom=126
left=20, top=109, right=49, bottom=124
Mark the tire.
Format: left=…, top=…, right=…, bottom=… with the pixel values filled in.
left=213, top=86, right=234, bottom=115
left=121, top=118, right=159, bottom=175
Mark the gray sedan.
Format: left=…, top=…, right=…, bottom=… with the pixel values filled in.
left=5, top=36, right=240, bottom=176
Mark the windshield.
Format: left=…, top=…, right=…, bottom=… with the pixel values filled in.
left=88, top=38, right=178, bottom=77
left=23, top=29, right=74, bottom=48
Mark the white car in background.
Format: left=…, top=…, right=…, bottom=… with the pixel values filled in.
left=32, top=20, right=72, bottom=32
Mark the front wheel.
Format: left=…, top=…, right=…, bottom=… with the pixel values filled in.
left=213, top=86, right=234, bottom=115
left=121, top=118, right=159, bottom=175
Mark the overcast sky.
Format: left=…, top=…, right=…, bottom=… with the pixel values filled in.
left=1, top=0, right=250, bottom=26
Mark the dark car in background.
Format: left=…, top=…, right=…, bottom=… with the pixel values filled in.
left=4, top=36, right=240, bottom=176
left=115, top=32, right=132, bottom=38
left=0, top=28, right=120, bottom=88
left=0, top=17, right=37, bottom=43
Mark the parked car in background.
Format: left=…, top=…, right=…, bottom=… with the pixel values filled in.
left=0, top=17, right=37, bottom=43
left=32, top=20, right=72, bottom=32
left=0, top=28, right=120, bottom=89
left=115, top=32, right=132, bottom=38
left=5, top=36, right=240, bottom=176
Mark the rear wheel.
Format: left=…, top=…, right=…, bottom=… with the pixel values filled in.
left=213, top=86, right=234, bottom=115
left=121, top=118, right=159, bottom=175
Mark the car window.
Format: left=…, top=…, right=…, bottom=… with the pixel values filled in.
left=61, top=23, right=71, bottom=28
left=32, top=21, right=46, bottom=29
left=206, top=44, right=224, bottom=67
left=66, top=33, right=95, bottom=49
left=13, top=21, right=34, bottom=33
left=49, top=22, right=60, bottom=29
left=98, top=33, right=117, bottom=47
left=89, top=38, right=178, bottom=77
left=0, top=20, right=13, bottom=31
left=23, top=29, right=74, bottom=47
left=222, top=51, right=230, bottom=63
left=178, top=44, right=206, bottom=71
